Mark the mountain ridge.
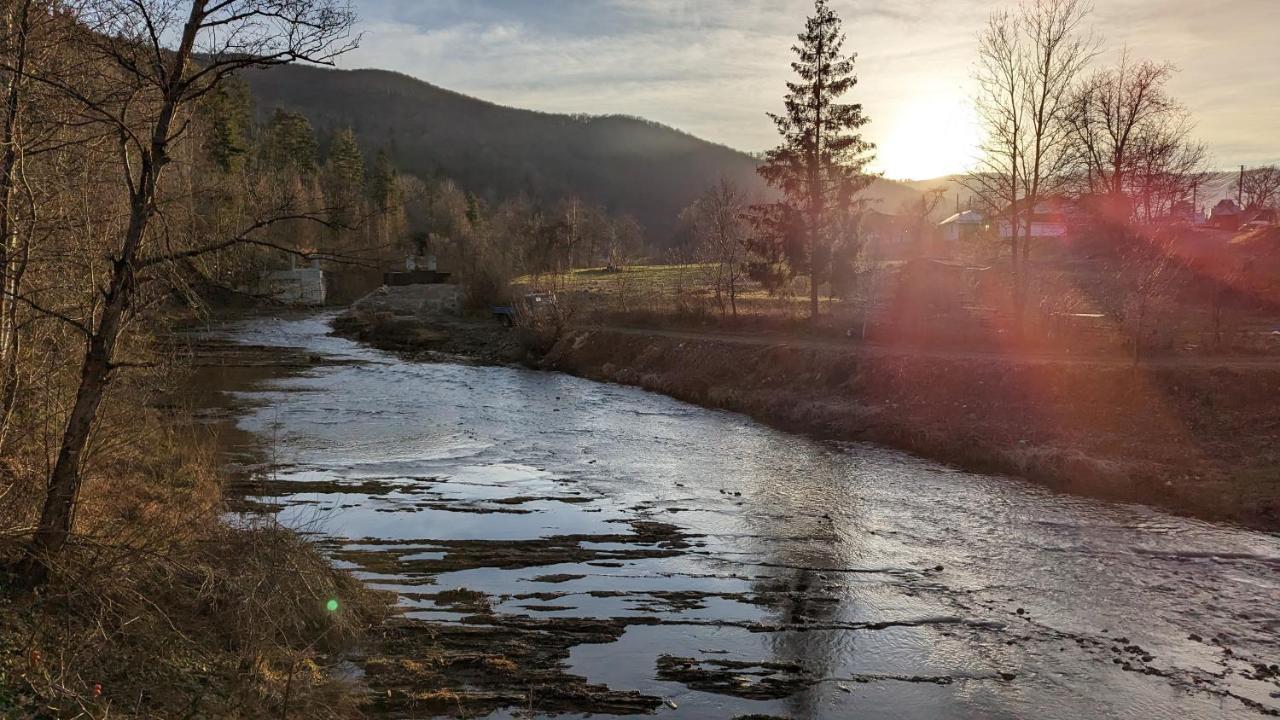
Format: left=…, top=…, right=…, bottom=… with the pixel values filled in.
left=238, top=63, right=921, bottom=241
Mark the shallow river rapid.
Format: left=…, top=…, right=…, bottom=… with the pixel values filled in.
left=206, top=313, right=1280, bottom=719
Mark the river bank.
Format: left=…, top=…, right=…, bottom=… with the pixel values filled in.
left=334, top=311, right=1280, bottom=530
left=543, top=328, right=1280, bottom=531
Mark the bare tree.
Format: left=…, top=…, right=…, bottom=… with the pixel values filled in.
left=1065, top=55, right=1174, bottom=198
left=1064, top=53, right=1207, bottom=222
left=18, top=0, right=357, bottom=583
left=0, top=0, right=71, bottom=440
left=1236, top=165, right=1280, bottom=209
left=1129, top=121, right=1208, bottom=223
left=898, top=187, right=947, bottom=255
left=967, top=0, right=1096, bottom=329
left=684, top=178, right=750, bottom=318
left=0, top=2, right=34, bottom=440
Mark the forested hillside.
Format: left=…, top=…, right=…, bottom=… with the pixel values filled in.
left=239, top=64, right=919, bottom=241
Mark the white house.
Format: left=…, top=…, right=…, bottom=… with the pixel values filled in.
left=938, top=210, right=986, bottom=242
left=996, top=200, right=1070, bottom=240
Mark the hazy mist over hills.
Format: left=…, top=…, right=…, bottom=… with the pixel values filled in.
left=240, top=64, right=923, bottom=240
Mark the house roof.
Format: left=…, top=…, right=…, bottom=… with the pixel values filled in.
left=1212, top=199, right=1241, bottom=216
left=996, top=195, right=1077, bottom=220
left=939, top=210, right=985, bottom=226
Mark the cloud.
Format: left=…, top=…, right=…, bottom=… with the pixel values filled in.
left=341, top=0, right=1280, bottom=174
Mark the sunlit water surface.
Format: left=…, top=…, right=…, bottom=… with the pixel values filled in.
left=207, top=313, right=1280, bottom=719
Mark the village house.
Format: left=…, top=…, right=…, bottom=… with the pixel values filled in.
left=995, top=197, right=1072, bottom=240
left=1210, top=199, right=1243, bottom=230
left=938, top=209, right=987, bottom=242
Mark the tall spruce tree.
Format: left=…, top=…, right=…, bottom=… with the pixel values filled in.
left=324, top=127, right=365, bottom=232
left=369, top=147, right=400, bottom=213
left=262, top=108, right=318, bottom=174
left=756, top=0, right=876, bottom=319
left=203, top=78, right=253, bottom=174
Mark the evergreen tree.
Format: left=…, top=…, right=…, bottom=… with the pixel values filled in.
left=203, top=78, right=253, bottom=173
left=369, top=148, right=400, bottom=213
left=325, top=127, right=365, bottom=187
left=324, top=128, right=365, bottom=232
left=368, top=148, right=406, bottom=249
left=754, top=0, right=877, bottom=319
left=261, top=108, right=318, bottom=174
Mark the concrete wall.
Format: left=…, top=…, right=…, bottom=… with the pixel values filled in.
left=260, top=268, right=326, bottom=306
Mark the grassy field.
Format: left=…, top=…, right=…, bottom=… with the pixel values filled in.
left=514, top=263, right=902, bottom=339
left=517, top=264, right=719, bottom=295
left=514, top=264, right=822, bottom=312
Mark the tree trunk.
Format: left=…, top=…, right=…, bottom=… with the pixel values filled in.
left=20, top=0, right=200, bottom=584
left=0, top=0, right=32, bottom=434
left=0, top=227, right=28, bottom=447
left=808, top=30, right=824, bottom=323
left=809, top=268, right=819, bottom=320
left=20, top=205, right=145, bottom=582
left=22, top=299, right=121, bottom=562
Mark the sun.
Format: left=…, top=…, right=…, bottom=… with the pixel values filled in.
left=873, top=90, right=981, bottom=181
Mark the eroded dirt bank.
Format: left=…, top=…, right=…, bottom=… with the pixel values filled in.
left=541, top=327, right=1280, bottom=530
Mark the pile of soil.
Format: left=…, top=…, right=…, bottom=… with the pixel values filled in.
left=331, top=311, right=533, bottom=365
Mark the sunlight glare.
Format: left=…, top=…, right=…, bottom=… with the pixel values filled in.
left=874, top=90, right=981, bottom=181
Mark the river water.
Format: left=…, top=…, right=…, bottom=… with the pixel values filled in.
left=205, top=313, right=1280, bottom=719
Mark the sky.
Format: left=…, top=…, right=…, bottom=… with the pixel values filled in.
left=337, top=0, right=1280, bottom=180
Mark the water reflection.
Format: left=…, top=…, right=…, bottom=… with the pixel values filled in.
left=202, top=313, right=1280, bottom=719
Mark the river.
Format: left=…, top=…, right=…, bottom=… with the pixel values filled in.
left=202, top=312, right=1280, bottom=719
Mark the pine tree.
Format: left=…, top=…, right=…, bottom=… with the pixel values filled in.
left=368, top=148, right=405, bottom=249
left=261, top=108, right=318, bottom=174
left=755, top=0, right=877, bottom=319
left=369, top=148, right=400, bottom=213
left=325, top=127, right=365, bottom=187
left=324, top=128, right=365, bottom=233
left=203, top=79, right=253, bottom=174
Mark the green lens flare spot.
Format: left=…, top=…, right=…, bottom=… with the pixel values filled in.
left=326, top=599, right=340, bottom=613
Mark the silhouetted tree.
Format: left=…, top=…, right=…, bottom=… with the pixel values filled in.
left=967, top=0, right=1095, bottom=328
left=1237, top=166, right=1280, bottom=209
left=1064, top=53, right=1206, bottom=223
left=754, top=0, right=877, bottom=319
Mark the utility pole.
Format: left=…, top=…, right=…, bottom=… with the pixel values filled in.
left=1238, top=165, right=1245, bottom=206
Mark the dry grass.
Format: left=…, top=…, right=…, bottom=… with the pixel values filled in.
left=0, top=388, right=392, bottom=719
left=517, top=264, right=847, bottom=331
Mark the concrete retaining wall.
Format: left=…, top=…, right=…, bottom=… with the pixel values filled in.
left=260, top=268, right=326, bottom=306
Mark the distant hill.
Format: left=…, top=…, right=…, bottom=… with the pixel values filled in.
left=239, top=64, right=920, bottom=242
left=901, top=171, right=1247, bottom=217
